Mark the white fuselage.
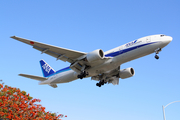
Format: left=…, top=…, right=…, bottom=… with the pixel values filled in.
left=39, top=34, right=172, bottom=85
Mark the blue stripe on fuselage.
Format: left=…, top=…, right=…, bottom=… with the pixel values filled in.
left=46, top=67, right=71, bottom=77
left=56, top=67, right=71, bottom=73
left=46, top=42, right=157, bottom=77
left=105, top=42, right=157, bottom=57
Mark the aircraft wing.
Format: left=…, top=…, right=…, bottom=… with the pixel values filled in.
left=11, top=36, right=86, bottom=63
left=19, top=74, right=48, bottom=81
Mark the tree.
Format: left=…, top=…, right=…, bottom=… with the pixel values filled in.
left=0, top=83, right=66, bottom=120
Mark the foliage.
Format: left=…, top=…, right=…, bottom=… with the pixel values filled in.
left=0, top=83, right=66, bottom=120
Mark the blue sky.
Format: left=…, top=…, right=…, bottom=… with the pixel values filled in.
left=1, top=0, right=180, bottom=120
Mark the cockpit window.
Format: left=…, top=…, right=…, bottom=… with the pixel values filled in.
left=160, top=34, right=166, bottom=37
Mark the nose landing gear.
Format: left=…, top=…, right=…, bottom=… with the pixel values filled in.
left=155, top=48, right=161, bottom=60
left=155, top=55, right=159, bottom=59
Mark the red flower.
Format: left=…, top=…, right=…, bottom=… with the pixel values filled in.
left=0, top=84, right=65, bottom=119
left=0, top=84, right=3, bottom=88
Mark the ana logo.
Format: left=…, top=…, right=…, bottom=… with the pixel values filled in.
left=134, top=40, right=137, bottom=43
left=125, top=40, right=138, bottom=47
left=42, top=63, right=51, bottom=74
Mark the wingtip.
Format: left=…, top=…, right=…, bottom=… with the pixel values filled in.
left=18, top=74, right=23, bottom=76
left=10, top=36, right=16, bottom=38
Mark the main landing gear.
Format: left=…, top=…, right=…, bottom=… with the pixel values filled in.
left=155, top=48, right=161, bottom=60
left=96, top=80, right=107, bottom=87
left=77, top=71, right=88, bottom=79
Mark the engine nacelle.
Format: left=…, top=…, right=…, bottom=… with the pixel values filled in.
left=86, top=49, right=104, bottom=63
left=119, top=67, right=135, bottom=79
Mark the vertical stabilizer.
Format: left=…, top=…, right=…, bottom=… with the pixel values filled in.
left=40, top=60, right=56, bottom=77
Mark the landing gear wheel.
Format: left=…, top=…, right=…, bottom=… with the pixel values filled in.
left=155, top=55, right=159, bottom=59
left=77, top=71, right=88, bottom=79
left=77, top=75, right=83, bottom=79
left=96, top=83, right=101, bottom=87
left=96, top=80, right=105, bottom=87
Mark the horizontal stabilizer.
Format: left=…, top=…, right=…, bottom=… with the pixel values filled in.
left=19, top=74, right=47, bottom=81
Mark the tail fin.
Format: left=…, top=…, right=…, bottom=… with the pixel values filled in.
left=40, top=60, right=56, bottom=77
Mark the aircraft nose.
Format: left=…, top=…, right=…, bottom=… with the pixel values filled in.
left=166, top=36, right=173, bottom=43
left=162, top=36, right=173, bottom=45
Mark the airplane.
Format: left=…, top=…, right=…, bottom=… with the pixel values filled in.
left=11, top=34, right=172, bottom=88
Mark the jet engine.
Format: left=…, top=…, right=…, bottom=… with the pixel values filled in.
left=86, top=49, right=104, bottom=63
left=119, top=67, right=135, bottom=79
